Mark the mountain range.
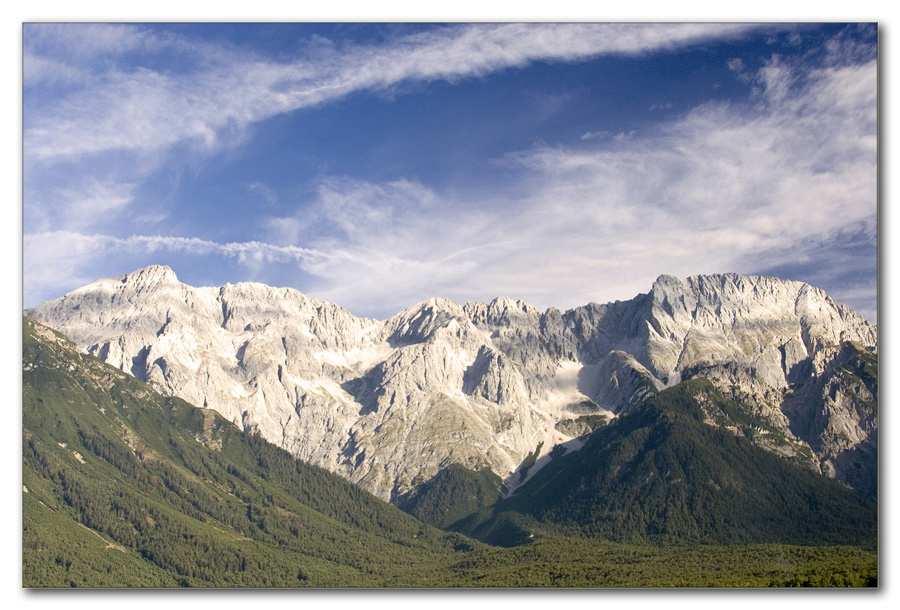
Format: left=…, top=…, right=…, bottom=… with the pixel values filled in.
left=26, top=265, right=878, bottom=505
left=21, top=316, right=878, bottom=586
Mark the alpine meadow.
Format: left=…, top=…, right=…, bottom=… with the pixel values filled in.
left=22, top=22, right=878, bottom=589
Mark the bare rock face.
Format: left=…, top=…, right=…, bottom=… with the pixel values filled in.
left=780, top=342, right=878, bottom=498
left=27, top=266, right=877, bottom=500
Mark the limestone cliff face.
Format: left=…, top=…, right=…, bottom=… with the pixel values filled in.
left=779, top=342, right=878, bottom=498
left=27, top=266, right=877, bottom=500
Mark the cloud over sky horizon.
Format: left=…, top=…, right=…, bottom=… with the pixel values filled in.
left=23, top=23, right=878, bottom=322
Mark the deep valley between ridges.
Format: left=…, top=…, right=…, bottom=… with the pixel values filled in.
left=26, top=265, right=877, bottom=504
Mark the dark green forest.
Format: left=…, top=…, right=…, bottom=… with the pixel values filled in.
left=22, top=317, right=877, bottom=587
left=448, top=379, right=877, bottom=549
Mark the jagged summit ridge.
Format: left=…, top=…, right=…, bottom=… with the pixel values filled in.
left=26, top=267, right=877, bottom=500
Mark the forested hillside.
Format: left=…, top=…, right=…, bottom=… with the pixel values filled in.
left=451, top=379, right=877, bottom=549
left=23, top=317, right=479, bottom=587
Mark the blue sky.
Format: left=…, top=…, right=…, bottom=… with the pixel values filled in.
left=22, top=22, right=878, bottom=322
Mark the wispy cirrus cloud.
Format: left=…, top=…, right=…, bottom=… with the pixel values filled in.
left=27, top=179, right=137, bottom=233
left=25, top=23, right=764, bottom=163
left=24, top=22, right=769, bottom=285
left=23, top=24, right=876, bottom=323
left=255, top=39, right=877, bottom=320
left=25, top=30, right=876, bottom=321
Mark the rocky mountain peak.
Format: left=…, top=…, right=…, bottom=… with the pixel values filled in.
left=382, top=297, right=470, bottom=346
left=462, top=296, right=539, bottom=330
left=489, top=296, right=537, bottom=315
left=133, top=263, right=177, bottom=280
left=119, top=264, right=180, bottom=290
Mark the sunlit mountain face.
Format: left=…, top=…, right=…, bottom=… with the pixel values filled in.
left=28, top=268, right=877, bottom=504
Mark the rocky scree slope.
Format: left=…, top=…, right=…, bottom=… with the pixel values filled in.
left=26, top=266, right=877, bottom=500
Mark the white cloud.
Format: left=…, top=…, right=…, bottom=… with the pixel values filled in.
left=253, top=44, right=877, bottom=318
left=23, top=52, right=87, bottom=88
left=23, top=22, right=772, bottom=299
left=24, top=23, right=156, bottom=62
left=22, top=25, right=877, bottom=321
left=23, top=177, right=138, bottom=236
left=24, top=23, right=766, bottom=260
left=259, top=177, right=496, bottom=310
left=507, top=59, right=873, bottom=290
left=24, top=23, right=764, bottom=163
left=57, top=179, right=136, bottom=230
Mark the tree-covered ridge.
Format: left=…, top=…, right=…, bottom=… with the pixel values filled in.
left=396, top=464, right=504, bottom=529
left=453, top=379, right=877, bottom=549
